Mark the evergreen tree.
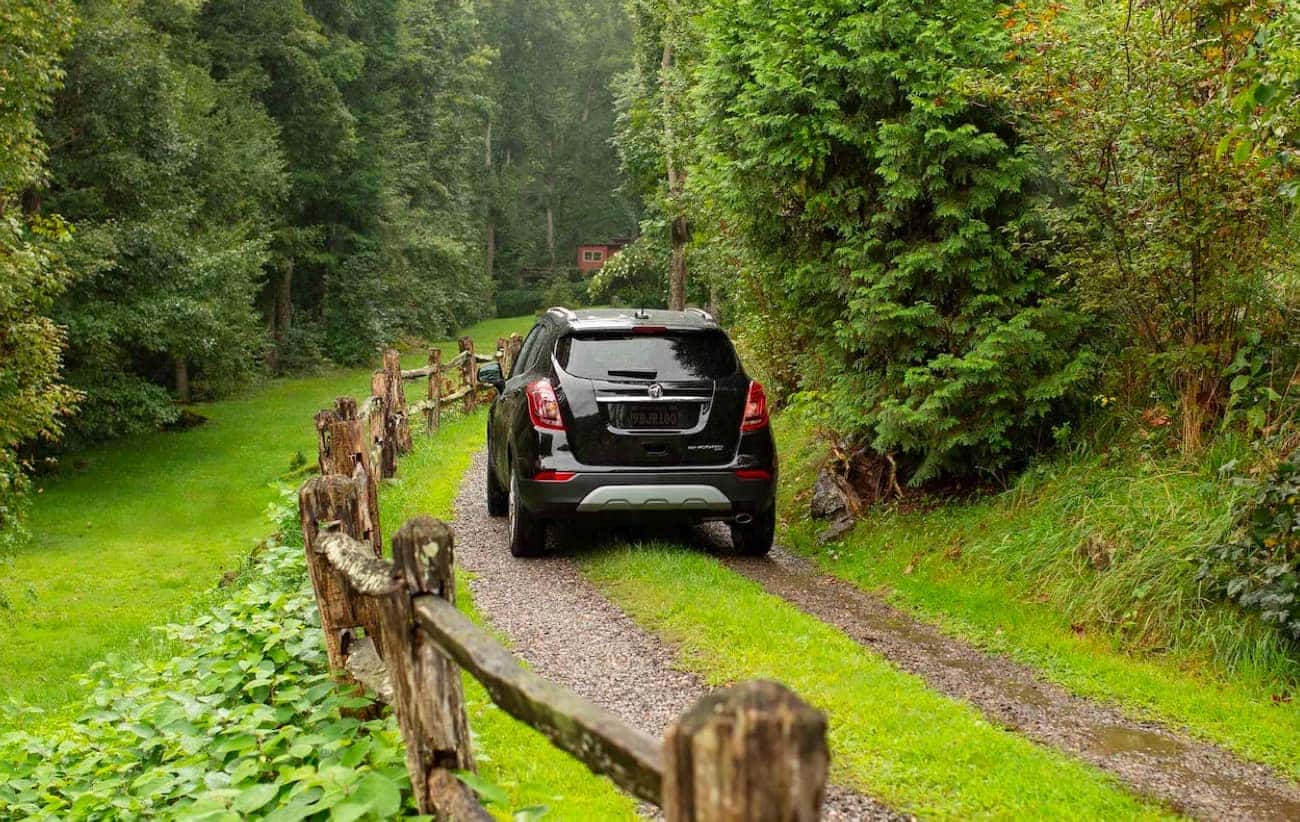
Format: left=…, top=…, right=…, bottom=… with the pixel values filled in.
left=694, top=0, right=1092, bottom=482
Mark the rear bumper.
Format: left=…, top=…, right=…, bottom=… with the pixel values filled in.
left=516, top=469, right=776, bottom=519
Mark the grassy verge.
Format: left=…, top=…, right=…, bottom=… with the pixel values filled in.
left=579, top=545, right=1173, bottom=820
left=1, top=400, right=634, bottom=820
left=380, top=414, right=639, bottom=821
left=1, top=315, right=534, bottom=716
left=774, top=411, right=1300, bottom=781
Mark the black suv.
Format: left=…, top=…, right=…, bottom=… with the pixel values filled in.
left=477, top=307, right=777, bottom=558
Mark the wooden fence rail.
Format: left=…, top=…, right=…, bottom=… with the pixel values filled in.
left=297, top=339, right=828, bottom=821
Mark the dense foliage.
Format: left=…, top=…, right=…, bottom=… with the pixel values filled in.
left=0, top=0, right=78, bottom=558
left=41, top=0, right=500, bottom=441
left=1008, top=0, right=1299, bottom=453
left=47, top=0, right=287, bottom=438
left=0, top=512, right=410, bottom=820
left=612, top=0, right=1300, bottom=479
left=602, top=0, right=1300, bottom=643
left=692, top=0, right=1092, bottom=483
left=482, top=0, right=636, bottom=287
left=2, top=0, right=633, bottom=532
left=1203, top=451, right=1300, bottom=641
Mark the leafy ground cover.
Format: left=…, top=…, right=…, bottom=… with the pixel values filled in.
left=579, top=547, right=1172, bottom=820
left=773, top=411, right=1300, bottom=781
left=0, top=316, right=533, bottom=717
left=1, top=407, right=634, bottom=820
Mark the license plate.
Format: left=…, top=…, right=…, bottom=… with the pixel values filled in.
left=622, top=404, right=686, bottom=429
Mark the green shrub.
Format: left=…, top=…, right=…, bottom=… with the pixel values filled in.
left=1007, top=1, right=1298, bottom=452
left=539, top=275, right=582, bottom=309
left=587, top=236, right=668, bottom=309
left=693, top=0, right=1092, bottom=484
left=495, top=287, right=544, bottom=318
left=1202, top=452, right=1300, bottom=642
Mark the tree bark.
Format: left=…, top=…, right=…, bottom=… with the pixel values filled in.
left=485, top=119, right=496, bottom=284
left=383, top=517, right=482, bottom=817
left=663, top=680, right=828, bottom=821
left=275, top=263, right=293, bottom=343
left=546, top=201, right=557, bottom=270
left=662, top=41, right=688, bottom=311
left=174, top=356, right=191, bottom=404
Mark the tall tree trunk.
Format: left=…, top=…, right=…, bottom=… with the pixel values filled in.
left=485, top=118, right=496, bottom=284
left=175, top=356, right=191, bottom=404
left=275, top=263, right=293, bottom=342
left=546, top=201, right=556, bottom=270
left=662, top=42, right=687, bottom=311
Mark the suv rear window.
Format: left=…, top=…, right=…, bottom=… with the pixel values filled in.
left=556, top=330, right=738, bottom=381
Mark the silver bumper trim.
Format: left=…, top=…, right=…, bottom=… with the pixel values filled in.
left=575, top=484, right=731, bottom=512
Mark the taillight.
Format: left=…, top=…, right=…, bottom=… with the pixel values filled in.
left=735, top=469, right=772, bottom=481
left=526, top=379, right=565, bottom=431
left=741, top=380, right=769, bottom=432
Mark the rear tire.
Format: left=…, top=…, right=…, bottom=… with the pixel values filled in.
left=486, top=445, right=508, bottom=517
left=730, top=505, right=775, bottom=557
left=508, top=468, right=547, bottom=558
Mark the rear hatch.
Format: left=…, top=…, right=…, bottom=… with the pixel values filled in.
left=553, top=328, right=747, bottom=467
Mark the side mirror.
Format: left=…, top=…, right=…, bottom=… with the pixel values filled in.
left=477, top=362, right=505, bottom=393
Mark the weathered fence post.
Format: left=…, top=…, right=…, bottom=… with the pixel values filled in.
left=495, top=336, right=509, bottom=379
left=316, top=397, right=382, bottom=552
left=459, top=337, right=477, bottom=414
left=426, top=348, right=442, bottom=434
left=663, top=680, right=828, bottom=822
left=299, top=474, right=376, bottom=678
left=383, top=348, right=413, bottom=455
left=510, top=333, right=523, bottom=368
left=369, top=370, right=398, bottom=480
left=379, top=517, right=486, bottom=819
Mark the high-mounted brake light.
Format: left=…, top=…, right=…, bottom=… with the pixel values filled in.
left=740, top=380, right=769, bottom=432
left=526, top=379, right=565, bottom=431
left=630, top=325, right=669, bottom=334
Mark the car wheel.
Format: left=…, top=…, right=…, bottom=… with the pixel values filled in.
left=508, top=467, right=547, bottom=558
left=486, top=444, right=508, bottom=517
left=730, top=505, right=775, bottom=557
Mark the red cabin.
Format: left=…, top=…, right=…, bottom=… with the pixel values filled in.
left=576, top=239, right=627, bottom=273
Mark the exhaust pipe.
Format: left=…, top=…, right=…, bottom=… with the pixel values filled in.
left=734, top=513, right=753, bottom=526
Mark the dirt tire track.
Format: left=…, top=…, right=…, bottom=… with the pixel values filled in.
left=697, top=531, right=1300, bottom=822
left=453, top=451, right=897, bottom=820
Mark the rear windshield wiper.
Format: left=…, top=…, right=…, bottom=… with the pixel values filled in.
left=606, top=369, right=658, bottom=379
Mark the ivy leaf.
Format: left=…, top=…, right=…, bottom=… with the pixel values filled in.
left=233, top=783, right=281, bottom=814
left=350, top=771, right=402, bottom=817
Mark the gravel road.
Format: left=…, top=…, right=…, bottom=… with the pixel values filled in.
left=452, top=450, right=898, bottom=820
left=702, top=534, right=1300, bottom=822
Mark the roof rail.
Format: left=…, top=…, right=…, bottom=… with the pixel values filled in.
left=546, top=306, right=577, bottom=320
left=684, top=306, right=716, bottom=323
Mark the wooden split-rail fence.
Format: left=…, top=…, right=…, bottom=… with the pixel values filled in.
left=298, top=336, right=830, bottom=821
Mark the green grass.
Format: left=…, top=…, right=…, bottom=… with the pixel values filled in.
left=1, top=315, right=536, bottom=716
left=774, top=411, right=1300, bottom=782
left=580, top=545, right=1174, bottom=820
left=380, top=413, right=638, bottom=821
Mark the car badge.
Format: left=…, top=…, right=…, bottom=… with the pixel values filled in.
left=648, top=383, right=664, bottom=399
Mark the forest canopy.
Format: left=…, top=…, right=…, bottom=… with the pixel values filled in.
left=0, top=0, right=637, bottom=546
